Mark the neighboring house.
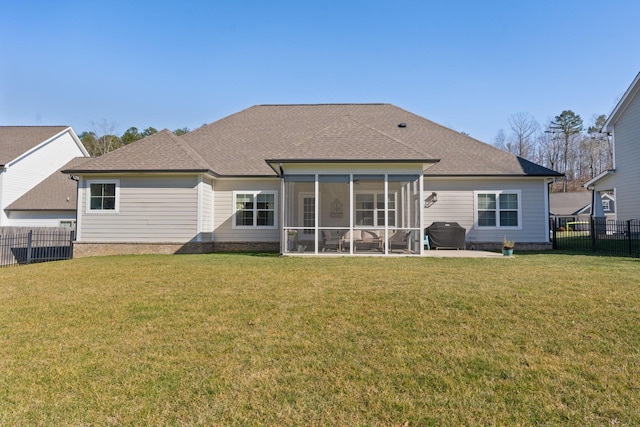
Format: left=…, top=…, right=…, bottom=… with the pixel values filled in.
left=64, top=104, right=561, bottom=257
left=550, top=191, right=615, bottom=228
left=5, top=157, right=89, bottom=228
left=0, top=126, right=90, bottom=227
left=585, top=71, right=640, bottom=221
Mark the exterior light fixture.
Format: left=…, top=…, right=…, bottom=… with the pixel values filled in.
left=424, top=192, right=437, bottom=208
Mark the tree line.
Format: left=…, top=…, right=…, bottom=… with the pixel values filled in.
left=493, top=111, right=612, bottom=192
left=78, top=120, right=192, bottom=156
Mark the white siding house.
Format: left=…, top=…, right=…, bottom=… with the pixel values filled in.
left=0, top=127, right=89, bottom=227
left=65, top=105, right=561, bottom=257
left=585, top=72, right=640, bottom=221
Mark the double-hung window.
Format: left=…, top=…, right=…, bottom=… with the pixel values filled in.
left=87, top=180, right=119, bottom=213
left=355, top=193, right=396, bottom=227
left=475, top=191, right=521, bottom=228
left=234, top=191, right=276, bottom=228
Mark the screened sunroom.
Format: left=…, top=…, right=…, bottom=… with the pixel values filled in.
left=277, top=164, right=426, bottom=255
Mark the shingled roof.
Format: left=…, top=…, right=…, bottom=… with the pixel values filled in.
left=6, top=157, right=88, bottom=211
left=66, top=104, right=561, bottom=177
left=0, top=126, right=69, bottom=166
left=64, top=129, right=212, bottom=173
left=549, top=192, right=592, bottom=216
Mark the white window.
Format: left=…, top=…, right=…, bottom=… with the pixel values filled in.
left=475, top=191, right=521, bottom=229
left=87, top=180, right=120, bottom=213
left=602, top=199, right=611, bottom=212
left=355, top=193, right=396, bottom=227
left=233, top=191, right=277, bottom=228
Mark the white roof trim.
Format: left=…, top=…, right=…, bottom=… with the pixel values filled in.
left=583, top=169, right=615, bottom=189
left=604, top=72, right=640, bottom=132
left=7, top=127, right=89, bottom=167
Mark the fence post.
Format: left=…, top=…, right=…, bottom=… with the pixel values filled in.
left=590, top=217, right=596, bottom=253
left=26, top=230, right=33, bottom=264
left=69, top=230, right=75, bottom=259
left=627, top=220, right=632, bottom=257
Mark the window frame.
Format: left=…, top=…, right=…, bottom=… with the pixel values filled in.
left=474, top=190, right=522, bottom=230
left=354, top=191, right=397, bottom=227
left=232, top=191, right=278, bottom=229
left=86, top=179, right=120, bottom=213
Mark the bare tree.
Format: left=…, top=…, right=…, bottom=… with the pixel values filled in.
left=586, top=114, right=612, bottom=174
left=88, top=120, right=121, bottom=156
left=508, top=112, right=539, bottom=159
left=539, top=120, right=562, bottom=171
left=493, top=129, right=508, bottom=151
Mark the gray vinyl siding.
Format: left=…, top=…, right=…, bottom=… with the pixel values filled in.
left=213, top=179, right=280, bottom=242
left=424, top=178, right=549, bottom=243
left=79, top=175, right=199, bottom=242
left=610, top=91, right=640, bottom=220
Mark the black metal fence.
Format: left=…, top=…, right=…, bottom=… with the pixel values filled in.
left=550, top=218, right=640, bottom=257
left=0, top=228, right=74, bottom=268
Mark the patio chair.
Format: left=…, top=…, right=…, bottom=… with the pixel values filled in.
left=321, top=230, right=342, bottom=252
left=357, top=230, right=382, bottom=251
left=341, top=230, right=364, bottom=251
left=389, top=230, right=411, bottom=251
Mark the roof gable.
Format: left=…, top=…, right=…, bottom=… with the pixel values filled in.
left=64, top=129, right=212, bottom=173
left=0, top=126, right=70, bottom=166
left=549, top=192, right=592, bottom=216
left=269, top=115, right=432, bottom=161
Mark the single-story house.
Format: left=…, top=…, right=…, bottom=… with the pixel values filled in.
left=584, top=71, right=640, bottom=221
left=0, top=126, right=89, bottom=227
left=64, top=104, right=561, bottom=257
left=550, top=191, right=615, bottom=228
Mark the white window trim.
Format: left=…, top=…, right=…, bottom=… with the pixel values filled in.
left=354, top=191, right=397, bottom=228
left=602, top=199, right=611, bottom=212
left=232, top=191, right=278, bottom=229
left=474, top=190, right=522, bottom=230
left=86, top=179, right=120, bottom=214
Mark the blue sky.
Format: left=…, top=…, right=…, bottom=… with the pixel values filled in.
left=1, top=0, right=639, bottom=143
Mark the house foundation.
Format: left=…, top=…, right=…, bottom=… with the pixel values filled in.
left=72, top=241, right=281, bottom=258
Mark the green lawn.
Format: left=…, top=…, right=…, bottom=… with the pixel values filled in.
left=1, top=253, right=639, bottom=426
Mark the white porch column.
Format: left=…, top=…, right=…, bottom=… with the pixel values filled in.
left=419, top=175, right=424, bottom=255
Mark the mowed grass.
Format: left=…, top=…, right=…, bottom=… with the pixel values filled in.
left=1, top=253, right=639, bottom=426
